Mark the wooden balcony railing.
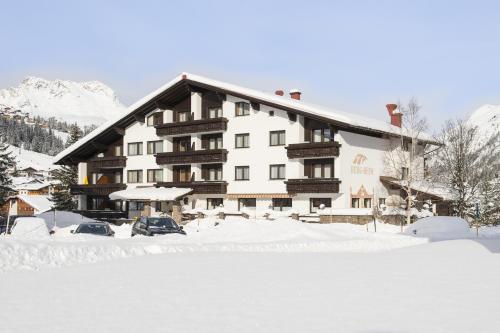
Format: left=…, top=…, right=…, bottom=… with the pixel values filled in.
left=156, top=149, right=227, bottom=165
left=285, top=141, right=341, bottom=159
left=284, top=178, right=341, bottom=193
left=70, top=183, right=127, bottom=196
left=156, top=181, right=228, bottom=194
left=89, top=156, right=127, bottom=169
left=155, top=117, right=228, bottom=136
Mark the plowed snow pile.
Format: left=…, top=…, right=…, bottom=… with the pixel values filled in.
left=0, top=217, right=427, bottom=271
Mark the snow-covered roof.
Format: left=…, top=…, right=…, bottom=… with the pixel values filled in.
left=108, top=187, right=193, bottom=201
left=13, top=182, right=51, bottom=191
left=54, top=72, right=437, bottom=164
left=16, top=195, right=53, bottom=214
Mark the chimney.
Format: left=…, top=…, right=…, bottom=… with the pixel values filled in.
left=289, top=89, right=301, bottom=100
left=275, top=90, right=284, bottom=96
left=386, top=103, right=402, bottom=127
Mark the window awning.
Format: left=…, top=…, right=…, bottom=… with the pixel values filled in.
left=109, top=187, right=193, bottom=201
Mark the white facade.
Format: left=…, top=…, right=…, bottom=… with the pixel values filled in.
left=72, top=74, right=431, bottom=217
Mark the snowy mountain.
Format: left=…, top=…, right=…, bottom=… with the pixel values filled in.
left=0, top=77, right=126, bottom=126
left=468, top=104, right=500, bottom=139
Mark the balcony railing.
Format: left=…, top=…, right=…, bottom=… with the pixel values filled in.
left=155, top=117, right=228, bottom=136
left=70, top=183, right=127, bottom=196
left=156, top=181, right=228, bottom=194
left=284, top=178, right=341, bottom=193
left=285, top=141, right=341, bottom=159
left=156, top=149, right=227, bottom=165
left=89, top=156, right=127, bottom=169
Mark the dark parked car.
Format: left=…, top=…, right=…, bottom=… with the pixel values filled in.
left=71, top=222, right=115, bottom=237
left=131, top=216, right=186, bottom=237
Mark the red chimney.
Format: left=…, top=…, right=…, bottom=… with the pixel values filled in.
left=386, top=103, right=402, bottom=127
left=275, top=90, right=284, bottom=96
left=289, top=89, right=301, bottom=100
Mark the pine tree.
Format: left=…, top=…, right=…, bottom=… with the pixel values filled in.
left=0, top=141, right=15, bottom=207
left=50, top=165, right=78, bottom=210
left=66, top=124, right=82, bottom=147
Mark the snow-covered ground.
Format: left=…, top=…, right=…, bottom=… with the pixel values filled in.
left=1, top=217, right=499, bottom=332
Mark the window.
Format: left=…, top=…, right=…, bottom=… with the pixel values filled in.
left=235, top=166, right=249, bottom=180
left=177, top=111, right=190, bottom=122
left=310, top=198, right=331, bottom=213
left=174, top=136, right=192, bottom=152
left=272, top=198, right=292, bottom=211
left=235, top=102, right=250, bottom=116
left=91, top=172, right=103, bottom=184
left=235, top=133, right=250, bottom=148
left=311, top=128, right=333, bottom=143
left=127, top=170, right=143, bottom=183
left=364, top=198, right=372, bottom=209
left=351, top=198, right=360, bottom=208
left=147, top=140, right=163, bottom=154
left=207, top=198, right=223, bottom=210
left=402, top=167, right=409, bottom=180
left=270, top=164, right=286, bottom=180
left=270, top=130, right=286, bottom=146
left=174, top=166, right=191, bottom=182
left=129, top=201, right=146, bottom=211
left=114, top=145, right=123, bottom=157
left=114, top=171, right=122, bottom=184
left=202, top=134, right=223, bottom=150
left=402, top=141, right=410, bottom=152
left=147, top=169, right=163, bottom=182
left=238, top=198, right=256, bottom=211
left=312, top=162, right=332, bottom=178
left=269, top=110, right=275, bottom=117
left=203, top=165, right=223, bottom=181
left=128, top=142, right=143, bottom=156
left=208, top=107, right=222, bottom=119
left=147, top=112, right=163, bottom=126
left=379, top=198, right=386, bottom=207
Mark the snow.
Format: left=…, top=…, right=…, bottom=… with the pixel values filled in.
left=6, top=144, right=56, bottom=171
left=16, top=195, right=53, bottom=214
left=10, top=217, right=51, bottom=240
left=404, top=216, right=472, bottom=240
left=54, top=72, right=437, bottom=164
left=1, top=238, right=500, bottom=332
left=1, top=215, right=500, bottom=332
left=36, top=210, right=96, bottom=230
left=0, top=76, right=126, bottom=126
left=109, top=186, right=193, bottom=201
left=468, top=104, right=500, bottom=139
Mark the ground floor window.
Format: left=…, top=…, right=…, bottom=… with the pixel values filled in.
left=238, top=198, right=256, bottom=211
left=378, top=198, right=386, bottom=207
left=272, top=198, right=292, bottom=211
left=364, top=198, right=372, bottom=209
left=129, top=201, right=147, bottom=211
left=207, top=198, right=223, bottom=210
left=310, top=198, right=331, bottom=213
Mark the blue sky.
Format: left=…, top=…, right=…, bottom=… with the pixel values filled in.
left=1, top=0, right=499, bottom=131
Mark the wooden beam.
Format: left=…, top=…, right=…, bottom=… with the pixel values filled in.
left=155, top=100, right=169, bottom=110
left=90, top=141, right=107, bottom=151
left=133, top=114, right=145, bottom=123
left=112, top=127, right=125, bottom=136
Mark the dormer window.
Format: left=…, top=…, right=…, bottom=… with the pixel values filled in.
left=235, top=102, right=250, bottom=116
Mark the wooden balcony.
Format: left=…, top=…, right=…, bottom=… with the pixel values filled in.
left=156, top=181, right=228, bottom=194
left=156, top=149, right=227, bottom=165
left=155, top=117, right=228, bottom=136
left=70, top=183, right=127, bottom=196
left=285, top=141, right=341, bottom=159
left=89, top=156, right=127, bottom=169
left=285, top=178, right=341, bottom=193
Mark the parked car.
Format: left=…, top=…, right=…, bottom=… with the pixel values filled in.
left=71, top=222, right=115, bottom=237
left=10, top=217, right=51, bottom=240
left=131, top=216, right=186, bottom=237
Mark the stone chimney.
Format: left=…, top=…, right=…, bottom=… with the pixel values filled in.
left=275, top=90, right=284, bottom=96
left=289, top=89, right=301, bottom=100
left=386, top=103, right=402, bottom=127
